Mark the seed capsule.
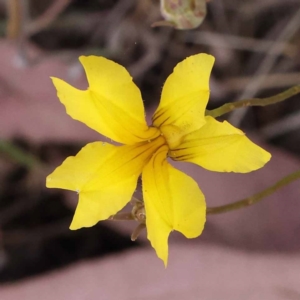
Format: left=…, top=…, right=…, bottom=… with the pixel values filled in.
left=152, top=0, right=208, bottom=30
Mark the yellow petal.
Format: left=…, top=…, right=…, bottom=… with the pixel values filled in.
left=47, top=139, right=164, bottom=229
left=152, top=54, right=215, bottom=135
left=171, top=116, right=271, bottom=173
left=142, top=147, right=206, bottom=266
left=52, top=56, right=160, bottom=145
left=46, top=142, right=115, bottom=191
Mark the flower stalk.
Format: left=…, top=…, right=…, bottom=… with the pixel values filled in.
left=110, top=168, right=300, bottom=220
left=206, top=85, right=300, bottom=118
left=207, top=169, right=300, bottom=214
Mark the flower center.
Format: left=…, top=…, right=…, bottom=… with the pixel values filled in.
left=159, top=124, right=184, bottom=149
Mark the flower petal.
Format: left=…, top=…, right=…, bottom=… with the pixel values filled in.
left=52, top=56, right=160, bottom=145
left=152, top=54, right=215, bottom=135
left=142, top=147, right=206, bottom=266
left=47, top=139, right=164, bottom=229
left=171, top=116, right=271, bottom=173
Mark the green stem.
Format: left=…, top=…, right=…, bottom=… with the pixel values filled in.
left=207, top=169, right=300, bottom=214
left=206, top=85, right=300, bottom=118
left=0, top=139, right=42, bottom=169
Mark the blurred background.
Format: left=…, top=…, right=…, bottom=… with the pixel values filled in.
left=0, top=0, right=300, bottom=299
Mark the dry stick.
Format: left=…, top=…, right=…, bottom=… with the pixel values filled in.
left=5, top=0, right=30, bottom=64
left=207, top=169, right=300, bottom=215
left=224, top=72, right=300, bottom=93
left=186, top=31, right=297, bottom=55
left=261, top=110, right=300, bottom=139
left=206, top=85, right=300, bottom=118
left=6, top=0, right=22, bottom=38
left=241, top=0, right=300, bottom=19
left=25, top=0, right=72, bottom=36
left=228, top=7, right=300, bottom=126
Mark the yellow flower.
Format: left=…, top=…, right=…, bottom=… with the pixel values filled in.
left=46, top=54, right=271, bottom=266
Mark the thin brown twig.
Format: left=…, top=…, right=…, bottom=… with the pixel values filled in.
left=25, top=0, right=72, bottom=36
left=6, top=0, right=22, bottom=38
left=223, top=72, right=300, bottom=93
left=261, top=110, right=300, bottom=139
left=229, top=6, right=300, bottom=125
left=186, top=31, right=297, bottom=55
